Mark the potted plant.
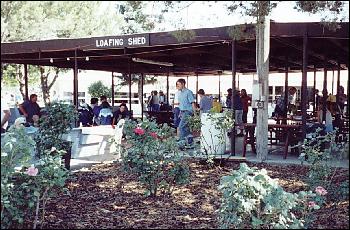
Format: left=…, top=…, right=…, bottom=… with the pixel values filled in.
left=200, top=109, right=234, bottom=156
left=34, top=101, right=78, bottom=169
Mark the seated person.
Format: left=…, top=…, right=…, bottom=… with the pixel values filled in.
left=18, top=94, right=41, bottom=124
left=112, top=104, right=130, bottom=127
left=78, top=102, right=93, bottom=127
left=98, top=101, right=113, bottom=125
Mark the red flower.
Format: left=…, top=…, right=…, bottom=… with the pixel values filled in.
left=149, top=132, right=158, bottom=139
left=134, top=127, right=145, bottom=135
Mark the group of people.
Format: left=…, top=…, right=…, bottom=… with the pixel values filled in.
left=1, top=93, right=132, bottom=133
left=273, top=85, right=348, bottom=133
left=147, top=90, right=170, bottom=111
left=170, top=77, right=254, bottom=148
left=78, top=95, right=131, bottom=127
left=1, top=93, right=41, bottom=133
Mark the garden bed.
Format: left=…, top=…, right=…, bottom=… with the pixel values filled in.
left=43, top=160, right=349, bottom=229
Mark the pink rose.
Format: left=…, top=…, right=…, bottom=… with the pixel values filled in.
left=25, top=166, right=38, bottom=176
left=308, top=201, right=316, bottom=208
left=315, top=186, right=328, bottom=196
left=134, top=127, right=145, bottom=135
left=149, top=132, right=158, bottom=139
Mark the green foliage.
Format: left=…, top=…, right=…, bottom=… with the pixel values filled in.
left=34, top=101, right=78, bottom=157
left=1, top=127, right=69, bottom=229
left=299, top=129, right=345, bottom=187
left=294, top=1, right=347, bottom=31
left=118, top=118, right=190, bottom=197
left=87, top=80, right=112, bottom=99
left=217, top=163, right=323, bottom=229
left=187, top=114, right=201, bottom=132
left=299, top=128, right=348, bottom=199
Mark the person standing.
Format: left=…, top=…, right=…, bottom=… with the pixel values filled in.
left=197, top=89, right=212, bottom=113
left=177, top=78, right=197, bottom=147
left=159, top=90, right=167, bottom=110
left=147, top=91, right=154, bottom=111
left=152, top=90, right=160, bottom=112
left=233, top=89, right=244, bottom=137
left=240, top=89, right=252, bottom=123
left=18, top=94, right=41, bottom=124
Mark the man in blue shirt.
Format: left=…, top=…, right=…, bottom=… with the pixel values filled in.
left=176, top=78, right=197, bottom=147
left=197, top=89, right=212, bottom=113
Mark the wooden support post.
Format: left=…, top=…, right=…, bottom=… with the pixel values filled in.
left=313, top=68, right=317, bottom=113
left=284, top=56, right=289, bottom=124
left=141, top=73, right=144, bottom=120
left=322, top=61, right=327, bottom=123
left=230, top=39, right=236, bottom=156
left=128, top=59, right=132, bottom=111
left=73, top=48, right=78, bottom=108
left=301, top=30, right=308, bottom=139
left=166, top=71, right=169, bottom=107
left=336, top=62, right=341, bottom=104
left=218, top=73, right=221, bottom=102
left=196, top=73, right=198, bottom=102
left=24, top=64, right=29, bottom=100
left=111, top=72, right=115, bottom=107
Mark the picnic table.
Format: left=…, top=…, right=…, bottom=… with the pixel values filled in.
left=241, top=123, right=302, bottom=159
left=144, top=110, right=173, bottom=126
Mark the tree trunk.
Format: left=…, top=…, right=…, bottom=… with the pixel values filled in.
left=15, top=64, right=26, bottom=101
left=255, top=14, right=270, bottom=162
left=40, top=67, right=60, bottom=105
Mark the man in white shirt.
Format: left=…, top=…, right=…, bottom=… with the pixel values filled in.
left=1, top=97, right=11, bottom=133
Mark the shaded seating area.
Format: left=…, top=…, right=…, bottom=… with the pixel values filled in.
left=1, top=21, right=349, bottom=158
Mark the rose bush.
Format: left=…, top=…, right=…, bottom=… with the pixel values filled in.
left=117, top=118, right=190, bottom=197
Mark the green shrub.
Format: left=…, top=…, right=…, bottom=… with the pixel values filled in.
left=217, top=163, right=322, bottom=229
left=299, top=128, right=348, bottom=194
left=1, top=124, right=69, bottom=229
left=119, top=118, right=190, bottom=197
left=34, top=101, right=78, bottom=158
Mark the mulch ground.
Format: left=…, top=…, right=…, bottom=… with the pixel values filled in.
left=42, top=159, right=349, bottom=229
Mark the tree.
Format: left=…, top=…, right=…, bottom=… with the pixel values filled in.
left=88, top=81, right=112, bottom=99
left=1, top=1, right=122, bottom=105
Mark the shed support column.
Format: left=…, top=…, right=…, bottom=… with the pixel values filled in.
left=230, top=39, right=236, bottom=156
left=332, top=69, right=335, bottom=95
left=322, top=61, right=327, bottom=123
left=313, top=68, right=317, bottom=113
left=111, top=72, right=115, bottom=107
left=128, top=60, right=132, bottom=111
left=218, top=73, right=221, bottom=102
left=141, top=73, right=144, bottom=119
left=301, top=31, right=308, bottom=139
left=73, top=49, right=78, bottom=108
left=196, top=73, right=198, bottom=102
left=284, top=57, right=289, bottom=125
left=167, top=71, right=169, bottom=107
left=336, top=62, right=340, bottom=105
left=24, top=64, right=29, bottom=101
